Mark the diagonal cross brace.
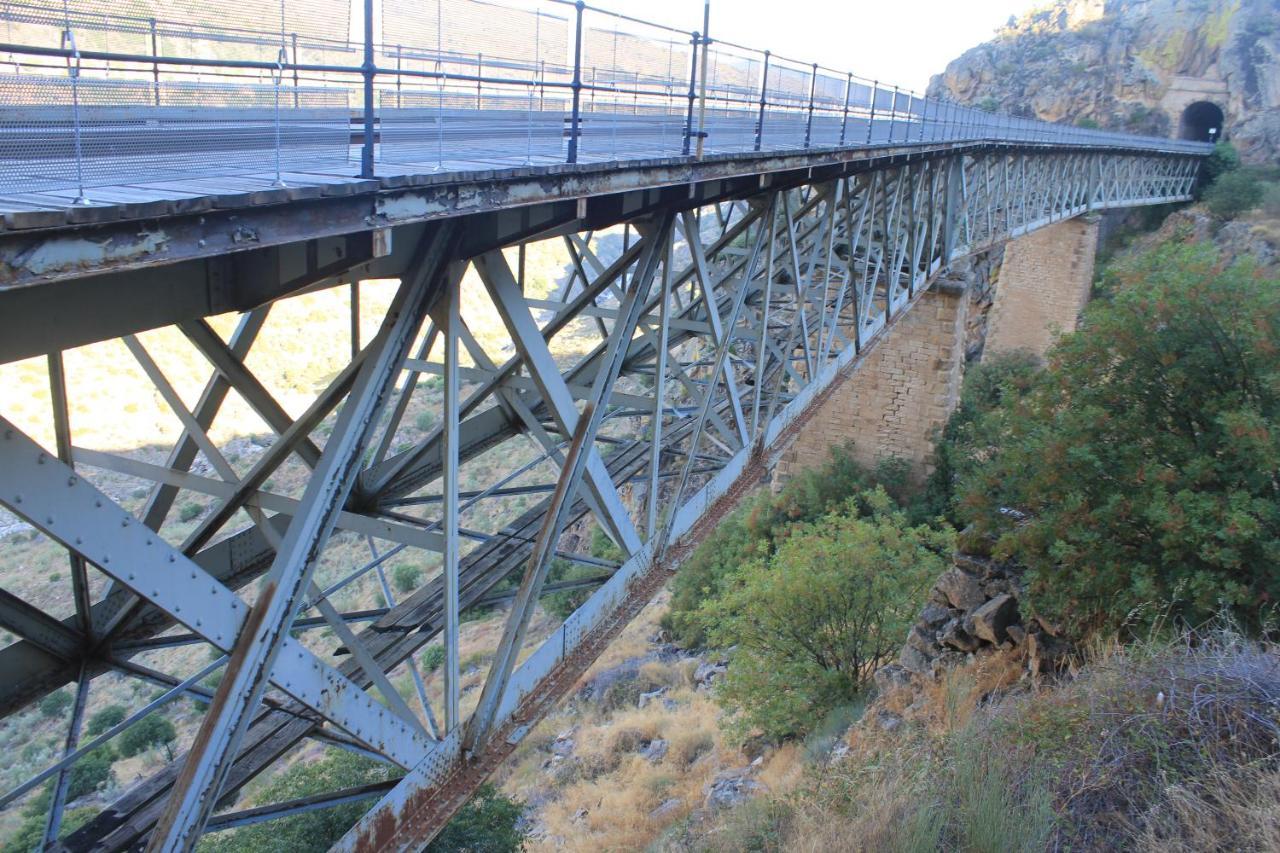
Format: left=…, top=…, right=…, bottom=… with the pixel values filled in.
left=464, top=213, right=674, bottom=752
left=475, top=250, right=643, bottom=556
left=0, top=418, right=428, bottom=770
left=146, top=223, right=456, bottom=851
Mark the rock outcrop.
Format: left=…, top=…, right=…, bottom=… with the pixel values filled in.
left=928, top=0, right=1280, bottom=163
left=880, top=553, right=1069, bottom=687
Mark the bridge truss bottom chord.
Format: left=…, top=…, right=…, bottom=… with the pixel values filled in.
left=0, top=145, right=1199, bottom=851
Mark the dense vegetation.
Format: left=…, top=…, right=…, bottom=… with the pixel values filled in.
left=1199, top=142, right=1280, bottom=219
left=660, top=446, right=946, bottom=740
left=198, top=752, right=523, bottom=853
left=701, top=491, right=950, bottom=739
left=952, top=242, right=1280, bottom=639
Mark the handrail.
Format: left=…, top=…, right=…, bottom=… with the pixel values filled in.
left=0, top=0, right=1212, bottom=202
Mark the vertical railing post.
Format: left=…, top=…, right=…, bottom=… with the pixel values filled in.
left=693, top=0, right=711, bottom=159
left=887, top=84, right=898, bottom=142
left=866, top=80, right=877, bottom=144
left=682, top=30, right=699, bottom=156
left=61, top=26, right=88, bottom=205
left=803, top=62, right=817, bottom=148
left=360, top=0, right=375, bottom=177
left=149, top=18, right=160, bottom=106
left=272, top=43, right=286, bottom=186
left=754, top=49, right=769, bottom=152
left=838, top=71, right=851, bottom=146
left=395, top=44, right=402, bottom=108
left=919, top=94, right=928, bottom=142
left=566, top=0, right=584, bottom=164
left=291, top=32, right=299, bottom=107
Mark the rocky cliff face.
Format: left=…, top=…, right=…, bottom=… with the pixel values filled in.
left=928, top=0, right=1280, bottom=163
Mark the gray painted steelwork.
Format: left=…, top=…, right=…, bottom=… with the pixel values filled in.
left=0, top=0, right=1208, bottom=850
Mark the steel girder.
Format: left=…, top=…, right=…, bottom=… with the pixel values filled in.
left=0, top=146, right=1199, bottom=851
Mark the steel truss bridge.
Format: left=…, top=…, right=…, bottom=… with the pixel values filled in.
left=0, top=0, right=1207, bottom=850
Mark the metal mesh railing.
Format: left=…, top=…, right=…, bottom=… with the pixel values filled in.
left=0, top=0, right=1210, bottom=202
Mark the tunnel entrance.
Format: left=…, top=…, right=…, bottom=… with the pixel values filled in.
left=1179, top=101, right=1224, bottom=142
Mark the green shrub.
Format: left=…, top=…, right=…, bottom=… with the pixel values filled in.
left=6, top=779, right=107, bottom=851
left=392, top=563, right=422, bottom=595
left=1203, top=168, right=1265, bottom=218
left=702, top=489, right=952, bottom=739
left=118, top=715, right=176, bottom=760
left=200, top=751, right=405, bottom=853
left=1074, top=116, right=1100, bottom=129
left=541, top=559, right=604, bottom=620
left=1262, top=182, right=1280, bottom=217
left=414, top=410, right=435, bottom=432
left=420, top=643, right=445, bottom=673
left=38, top=690, right=72, bottom=718
left=958, top=242, right=1280, bottom=639
left=425, top=784, right=524, bottom=853
left=663, top=444, right=921, bottom=648
left=589, top=525, right=623, bottom=563
left=1199, top=141, right=1240, bottom=188
left=86, top=705, right=127, bottom=737
left=178, top=502, right=203, bottom=523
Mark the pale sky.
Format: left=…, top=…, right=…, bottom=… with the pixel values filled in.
left=603, top=0, right=1043, bottom=94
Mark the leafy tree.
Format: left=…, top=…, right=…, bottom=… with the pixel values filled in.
left=67, top=747, right=116, bottom=799
left=1199, top=141, right=1240, bottom=189
left=178, top=501, right=204, bottom=523
left=701, top=489, right=952, bottom=739
left=958, top=242, right=1280, bottom=639
left=924, top=351, right=1043, bottom=525
left=86, top=705, right=127, bottom=737
left=392, top=563, right=422, bottom=595
left=1203, top=169, right=1265, bottom=218
left=38, top=690, right=72, bottom=718
left=118, top=715, right=176, bottom=760
left=426, top=784, right=525, bottom=853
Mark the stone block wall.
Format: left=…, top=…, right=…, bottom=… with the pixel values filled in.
left=983, top=217, right=1099, bottom=359
left=772, top=282, right=969, bottom=485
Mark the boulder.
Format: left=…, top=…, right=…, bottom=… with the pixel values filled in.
left=551, top=728, right=576, bottom=758
left=934, top=567, right=986, bottom=611
left=906, top=625, right=936, bottom=654
left=694, top=660, right=728, bottom=689
left=874, top=663, right=912, bottom=693
left=969, top=593, right=1017, bottom=644
left=876, top=710, right=904, bottom=733
left=939, top=617, right=980, bottom=652
left=704, top=770, right=764, bottom=810
left=640, top=738, right=669, bottom=764
left=900, top=643, right=933, bottom=675
left=918, top=604, right=953, bottom=627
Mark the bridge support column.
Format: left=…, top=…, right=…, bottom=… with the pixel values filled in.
left=983, top=216, right=1099, bottom=360
left=773, top=281, right=969, bottom=485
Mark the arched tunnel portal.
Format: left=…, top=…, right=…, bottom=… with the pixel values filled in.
left=1179, top=100, right=1225, bottom=142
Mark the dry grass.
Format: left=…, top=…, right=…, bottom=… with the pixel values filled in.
left=676, top=623, right=1280, bottom=853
